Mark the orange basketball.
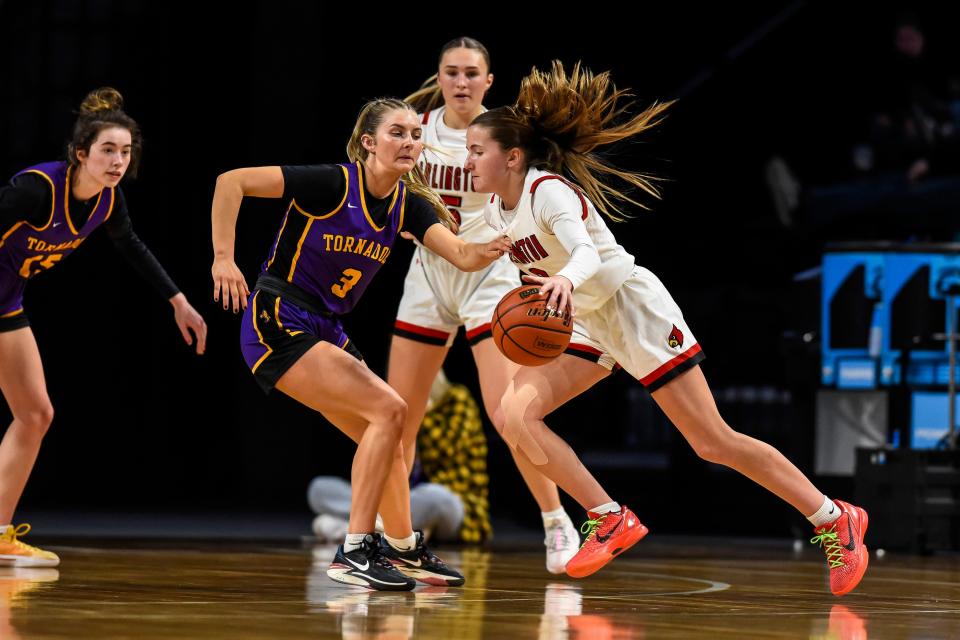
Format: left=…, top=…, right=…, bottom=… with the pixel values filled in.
left=491, top=285, right=573, bottom=366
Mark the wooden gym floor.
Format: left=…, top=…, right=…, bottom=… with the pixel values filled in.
left=2, top=536, right=959, bottom=639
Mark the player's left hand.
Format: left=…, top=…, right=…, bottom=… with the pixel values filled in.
left=522, top=274, right=575, bottom=317
left=170, top=293, right=207, bottom=355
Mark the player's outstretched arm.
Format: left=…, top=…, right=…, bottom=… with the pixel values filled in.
left=420, top=223, right=511, bottom=272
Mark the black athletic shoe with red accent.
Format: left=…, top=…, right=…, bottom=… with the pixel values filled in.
left=327, top=533, right=416, bottom=591
left=379, top=531, right=465, bottom=587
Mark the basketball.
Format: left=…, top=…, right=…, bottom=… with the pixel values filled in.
left=491, top=285, right=573, bottom=366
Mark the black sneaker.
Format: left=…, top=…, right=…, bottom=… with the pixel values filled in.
left=327, top=534, right=416, bottom=591
left=379, top=531, right=465, bottom=587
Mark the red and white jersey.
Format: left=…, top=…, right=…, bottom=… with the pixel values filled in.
left=417, top=106, right=493, bottom=239
left=483, top=167, right=635, bottom=313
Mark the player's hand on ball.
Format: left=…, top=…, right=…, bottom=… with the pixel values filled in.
left=522, top=274, right=574, bottom=317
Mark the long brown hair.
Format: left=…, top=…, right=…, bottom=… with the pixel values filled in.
left=345, top=98, right=454, bottom=228
left=67, top=87, right=143, bottom=177
left=405, top=37, right=491, bottom=114
left=472, top=61, right=672, bottom=221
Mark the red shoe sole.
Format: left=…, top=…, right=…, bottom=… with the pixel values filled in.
left=833, top=507, right=869, bottom=597
left=566, top=523, right=649, bottom=579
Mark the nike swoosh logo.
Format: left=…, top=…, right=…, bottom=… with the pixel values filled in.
left=346, top=557, right=370, bottom=571
left=400, top=557, right=422, bottom=567
left=52, top=222, right=61, bottom=227
left=829, top=505, right=836, bottom=515
left=596, top=523, right=618, bottom=544
left=347, top=204, right=358, bottom=209
left=843, top=517, right=857, bottom=552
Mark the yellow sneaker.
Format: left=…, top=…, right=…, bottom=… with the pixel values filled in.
left=0, top=525, right=60, bottom=567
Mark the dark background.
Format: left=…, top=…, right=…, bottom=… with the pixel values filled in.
left=1, top=1, right=954, bottom=536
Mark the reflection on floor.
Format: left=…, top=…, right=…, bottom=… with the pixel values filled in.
left=2, top=537, right=958, bottom=638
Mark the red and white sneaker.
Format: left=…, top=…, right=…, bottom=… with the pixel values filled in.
left=810, top=500, right=869, bottom=596
left=565, top=507, right=648, bottom=578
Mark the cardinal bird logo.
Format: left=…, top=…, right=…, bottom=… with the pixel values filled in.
left=668, top=324, right=683, bottom=349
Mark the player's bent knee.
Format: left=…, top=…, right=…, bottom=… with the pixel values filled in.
left=371, top=394, right=408, bottom=439
left=690, top=428, right=738, bottom=466
left=691, top=439, right=724, bottom=465
left=500, top=381, right=549, bottom=465
left=15, top=402, right=54, bottom=440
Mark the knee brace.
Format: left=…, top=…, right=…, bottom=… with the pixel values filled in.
left=500, top=380, right=548, bottom=465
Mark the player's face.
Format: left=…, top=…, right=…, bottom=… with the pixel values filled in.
left=372, top=108, right=424, bottom=173
left=77, top=126, right=132, bottom=188
left=438, top=47, right=492, bottom=118
left=465, top=125, right=512, bottom=194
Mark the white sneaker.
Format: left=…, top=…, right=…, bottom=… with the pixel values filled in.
left=544, top=514, right=579, bottom=574
left=311, top=514, right=348, bottom=542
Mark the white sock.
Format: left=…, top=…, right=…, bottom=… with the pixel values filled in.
left=541, top=508, right=567, bottom=525
left=589, top=501, right=621, bottom=515
left=806, top=496, right=840, bottom=527
left=385, top=533, right=417, bottom=552
left=343, top=532, right=368, bottom=553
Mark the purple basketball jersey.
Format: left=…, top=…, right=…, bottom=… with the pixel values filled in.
left=260, top=161, right=406, bottom=315
left=0, top=161, right=115, bottom=315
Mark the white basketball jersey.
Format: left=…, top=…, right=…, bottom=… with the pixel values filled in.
left=418, top=106, right=493, bottom=239
left=483, top=167, right=635, bottom=312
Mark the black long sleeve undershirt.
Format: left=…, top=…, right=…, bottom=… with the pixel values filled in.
left=0, top=172, right=179, bottom=299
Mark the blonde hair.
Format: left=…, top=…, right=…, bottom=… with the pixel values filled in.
left=67, top=87, right=143, bottom=176
left=472, top=60, right=672, bottom=221
left=405, top=37, right=491, bottom=114
left=345, top=98, right=454, bottom=228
